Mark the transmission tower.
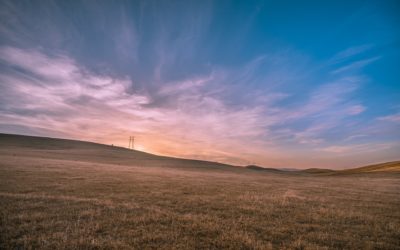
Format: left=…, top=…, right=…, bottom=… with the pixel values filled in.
left=128, top=136, right=134, bottom=149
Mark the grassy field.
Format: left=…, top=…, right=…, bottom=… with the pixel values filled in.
left=0, top=134, right=399, bottom=249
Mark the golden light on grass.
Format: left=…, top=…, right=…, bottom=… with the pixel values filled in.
left=1, top=134, right=399, bottom=249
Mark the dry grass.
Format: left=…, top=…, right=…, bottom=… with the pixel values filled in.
left=0, top=134, right=399, bottom=249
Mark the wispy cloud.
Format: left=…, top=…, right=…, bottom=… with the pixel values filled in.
left=321, top=143, right=394, bottom=154
left=329, top=44, right=374, bottom=64
left=0, top=46, right=281, bottom=164
left=331, top=56, right=381, bottom=74
left=378, top=113, right=400, bottom=123
left=0, top=43, right=396, bottom=171
left=2, top=44, right=396, bottom=168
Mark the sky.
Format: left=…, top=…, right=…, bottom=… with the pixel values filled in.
left=0, top=0, right=399, bottom=169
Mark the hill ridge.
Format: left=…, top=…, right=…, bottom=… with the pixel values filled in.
left=1, top=133, right=399, bottom=174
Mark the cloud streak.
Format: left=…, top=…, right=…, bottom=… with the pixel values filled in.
left=1, top=45, right=397, bottom=169
left=0, top=46, right=278, bottom=165
left=331, top=56, right=381, bottom=74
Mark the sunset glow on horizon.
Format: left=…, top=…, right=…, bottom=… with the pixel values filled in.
left=0, top=1, right=399, bottom=169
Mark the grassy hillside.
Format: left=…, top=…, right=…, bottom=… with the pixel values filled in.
left=301, top=168, right=336, bottom=174
left=1, top=133, right=398, bottom=174
left=0, top=133, right=239, bottom=172
left=1, top=133, right=399, bottom=249
left=301, top=162, right=400, bottom=175
left=340, top=161, right=400, bottom=174
left=245, top=165, right=282, bottom=172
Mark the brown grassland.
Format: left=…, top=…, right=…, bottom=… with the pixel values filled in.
left=0, top=134, right=399, bottom=249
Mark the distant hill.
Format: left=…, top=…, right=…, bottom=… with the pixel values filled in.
left=301, top=162, right=400, bottom=175
left=246, top=162, right=400, bottom=176
left=0, top=133, right=399, bottom=175
left=339, top=161, right=400, bottom=174
left=301, top=168, right=336, bottom=174
left=245, top=165, right=282, bottom=172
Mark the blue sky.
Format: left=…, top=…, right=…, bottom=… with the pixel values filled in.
left=0, top=0, right=399, bottom=168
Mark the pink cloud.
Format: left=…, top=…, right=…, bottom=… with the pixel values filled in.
left=0, top=46, right=397, bottom=169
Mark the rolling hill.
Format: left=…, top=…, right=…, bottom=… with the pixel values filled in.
left=1, top=133, right=399, bottom=249
left=0, top=133, right=240, bottom=172
left=0, top=133, right=398, bottom=175
left=339, top=161, right=400, bottom=174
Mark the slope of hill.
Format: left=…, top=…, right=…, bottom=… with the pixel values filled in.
left=0, top=133, right=238, bottom=171
left=1, top=133, right=399, bottom=175
left=300, top=162, right=400, bottom=175
left=339, top=161, right=400, bottom=174
left=245, top=165, right=282, bottom=172
left=301, top=168, right=336, bottom=174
